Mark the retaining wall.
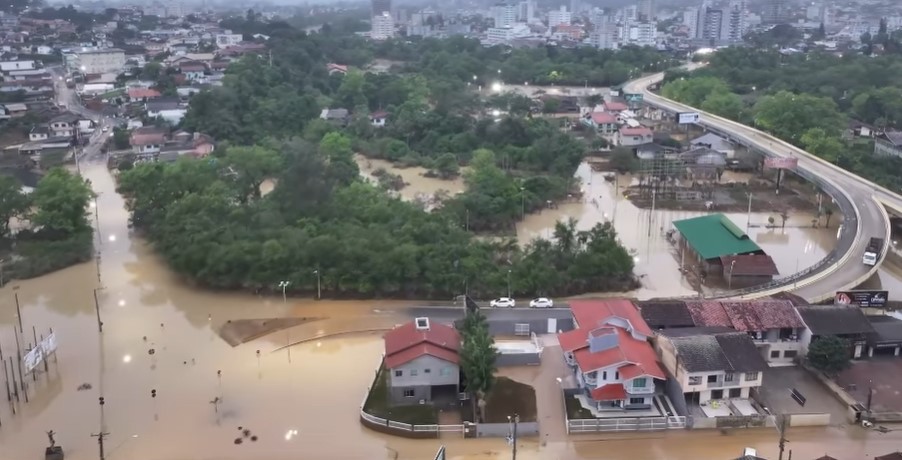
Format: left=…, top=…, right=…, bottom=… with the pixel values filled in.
left=476, top=421, right=540, bottom=438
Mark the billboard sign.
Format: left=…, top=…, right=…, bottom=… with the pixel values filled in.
left=624, top=93, right=644, bottom=103
left=764, top=157, right=799, bottom=170
left=835, top=290, right=888, bottom=308
left=677, top=112, right=700, bottom=124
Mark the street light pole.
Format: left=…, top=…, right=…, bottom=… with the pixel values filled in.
left=507, top=414, right=519, bottom=460
left=93, top=288, right=103, bottom=333
left=506, top=269, right=512, bottom=298
left=746, top=192, right=752, bottom=230
left=520, top=187, right=525, bottom=219
left=278, top=281, right=289, bottom=304
left=313, top=270, right=321, bottom=300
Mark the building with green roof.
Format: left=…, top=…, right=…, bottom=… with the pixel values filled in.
left=672, top=214, right=768, bottom=282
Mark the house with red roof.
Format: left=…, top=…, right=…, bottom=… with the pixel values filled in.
left=383, top=317, right=460, bottom=405
left=604, top=101, right=629, bottom=113
left=558, top=299, right=666, bottom=411
left=582, top=111, right=618, bottom=135
left=616, top=126, right=654, bottom=146
left=370, top=110, right=388, bottom=127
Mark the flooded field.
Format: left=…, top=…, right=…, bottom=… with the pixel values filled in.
left=355, top=158, right=839, bottom=299
left=355, top=154, right=466, bottom=205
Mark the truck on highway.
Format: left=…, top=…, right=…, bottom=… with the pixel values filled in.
left=863, top=237, right=884, bottom=266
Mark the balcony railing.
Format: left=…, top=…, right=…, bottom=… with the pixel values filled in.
left=707, top=380, right=724, bottom=388
left=584, top=373, right=597, bottom=386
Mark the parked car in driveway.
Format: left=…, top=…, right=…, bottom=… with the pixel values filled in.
left=490, top=297, right=515, bottom=308
left=529, top=297, right=554, bottom=308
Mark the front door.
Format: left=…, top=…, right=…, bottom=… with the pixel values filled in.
left=547, top=318, right=557, bottom=334
left=711, top=389, right=724, bottom=400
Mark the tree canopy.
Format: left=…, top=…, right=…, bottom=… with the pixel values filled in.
left=807, top=336, right=851, bottom=375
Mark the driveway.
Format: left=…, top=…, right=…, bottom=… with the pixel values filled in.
left=756, top=367, right=849, bottom=425
left=495, top=340, right=571, bottom=443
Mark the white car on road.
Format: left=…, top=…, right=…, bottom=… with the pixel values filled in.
left=490, top=297, right=516, bottom=308
left=529, top=297, right=554, bottom=308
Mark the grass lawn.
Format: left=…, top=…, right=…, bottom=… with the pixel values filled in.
left=363, top=367, right=438, bottom=425
left=564, top=392, right=596, bottom=419
left=482, top=377, right=538, bottom=423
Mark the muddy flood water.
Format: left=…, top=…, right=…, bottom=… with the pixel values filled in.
left=355, top=157, right=841, bottom=299
left=0, top=161, right=899, bottom=460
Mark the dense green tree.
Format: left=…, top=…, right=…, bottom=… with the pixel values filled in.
left=225, top=145, right=282, bottom=203
left=807, top=336, right=851, bottom=375
left=432, top=152, right=460, bottom=179
left=31, top=168, right=92, bottom=237
left=753, top=91, right=845, bottom=143
left=0, top=176, right=29, bottom=238
left=700, top=92, right=744, bottom=120
left=609, top=147, right=639, bottom=173
left=458, top=310, right=497, bottom=422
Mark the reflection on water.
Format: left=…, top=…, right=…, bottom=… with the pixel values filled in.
left=0, top=161, right=896, bottom=460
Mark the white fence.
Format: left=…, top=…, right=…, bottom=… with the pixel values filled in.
left=359, top=408, right=466, bottom=435
left=567, top=416, right=686, bottom=433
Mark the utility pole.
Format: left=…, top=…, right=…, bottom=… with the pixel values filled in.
left=14, top=291, right=23, bottom=333
left=508, top=414, right=519, bottom=460
left=777, top=414, right=788, bottom=460
left=313, top=270, right=321, bottom=300
left=92, top=396, right=108, bottom=459
left=93, top=288, right=103, bottom=333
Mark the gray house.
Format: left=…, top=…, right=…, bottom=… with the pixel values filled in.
left=383, top=317, right=460, bottom=405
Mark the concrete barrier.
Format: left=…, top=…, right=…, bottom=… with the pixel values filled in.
left=788, top=413, right=831, bottom=427
left=476, top=421, right=540, bottom=438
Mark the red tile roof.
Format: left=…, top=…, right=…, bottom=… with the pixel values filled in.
left=604, top=101, right=629, bottom=112
left=560, top=299, right=664, bottom=379
left=720, top=254, right=779, bottom=276
left=384, top=320, right=460, bottom=368
left=590, top=383, right=626, bottom=401
left=590, top=111, right=617, bottom=124
left=127, top=88, right=161, bottom=99
left=619, top=127, right=653, bottom=137
left=371, top=110, right=389, bottom=119
left=686, top=300, right=804, bottom=332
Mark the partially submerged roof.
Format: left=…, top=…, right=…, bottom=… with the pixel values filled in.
left=661, top=328, right=768, bottom=373
left=686, top=300, right=803, bottom=331
left=796, top=305, right=876, bottom=336
left=673, top=214, right=762, bottom=260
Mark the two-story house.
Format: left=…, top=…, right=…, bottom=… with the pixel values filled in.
left=129, top=126, right=168, bottom=157
left=581, top=111, right=618, bottom=135
left=616, top=126, right=654, bottom=146
left=383, top=317, right=460, bottom=405
left=656, top=327, right=768, bottom=404
left=49, top=112, right=80, bottom=138
left=558, top=299, right=666, bottom=411
left=641, top=299, right=806, bottom=366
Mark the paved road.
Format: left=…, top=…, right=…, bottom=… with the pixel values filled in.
left=623, top=71, right=890, bottom=302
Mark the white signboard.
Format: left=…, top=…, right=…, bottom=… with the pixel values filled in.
left=41, top=332, right=58, bottom=356
left=23, top=346, right=42, bottom=372
left=678, top=112, right=700, bottom=124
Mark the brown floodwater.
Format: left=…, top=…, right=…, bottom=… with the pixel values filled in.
left=0, top=160, right=897, bottom=460
left=355, top=155, right=467, bottom=207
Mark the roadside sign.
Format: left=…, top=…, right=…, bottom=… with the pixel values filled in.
left=677, top=112, right=699, bottom=124
left=834, top=290, right=888, bottom=308
left=624, top=93, right=644, bottom=103
left=764, top=157, right=799, bottom=170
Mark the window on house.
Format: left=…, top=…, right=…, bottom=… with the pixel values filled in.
left=688, top=376, right=702, bottom=385
left=707, top=375, right=718, bottom=383
left=729, top=388, right=742, bottom=398
left=424, top=368, right=431, bottom=374
left=403, top=389, right=415, bottom=397
left=784, top=350, right=798, bottom=359
left=410, top=369, right=418, bottom=376
left=514, top=323, right=530, bottom=336
left=629, top=397, right=645, bottom=405
left=394, top=370, right=402, bottom=377
left=744, top=372, right=759, bottom=382
left=441, top=367, right=452, bottom=376
left=615, top=371, right=620, bottom=380
left=632, top=378, right=647, bottom=388
left=724, top=373, right=735, bottom=383
left=770, top=350, right=781, bottom=358
left=602, top=371, right=607, bottom=380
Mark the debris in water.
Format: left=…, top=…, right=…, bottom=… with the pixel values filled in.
left=77, top=383, right=92, bottom=391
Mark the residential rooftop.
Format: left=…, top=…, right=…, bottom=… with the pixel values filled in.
left=673, top=213, right=763, bottom=260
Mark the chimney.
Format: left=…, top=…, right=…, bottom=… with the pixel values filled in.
left=414, top=317, right=430, bottom=331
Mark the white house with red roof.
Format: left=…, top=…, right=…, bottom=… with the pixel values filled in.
left=581, top=111, right=618, bottom=135
left=616, top=126, right=654, bottom=146
left=383, top=317, right=460, bottom=405
left=558, top=299, right=666, bottom=411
